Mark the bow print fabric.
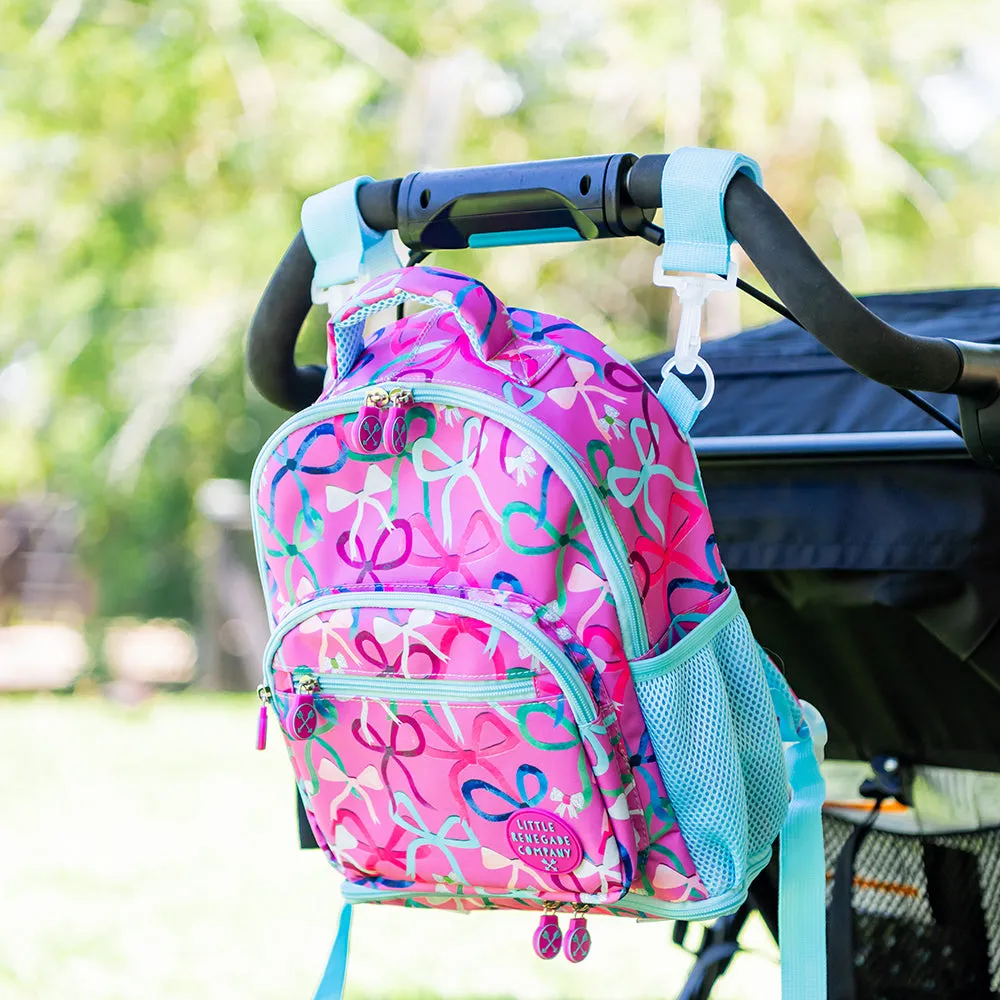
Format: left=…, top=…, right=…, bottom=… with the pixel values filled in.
left=255, top=264, right=727, bottom=915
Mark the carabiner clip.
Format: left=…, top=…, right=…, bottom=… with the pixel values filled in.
left=653, top=259, right=738, bottom=376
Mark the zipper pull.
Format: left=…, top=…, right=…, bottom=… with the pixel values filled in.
left=354, top=388, right=389, bottom=453
left=256, top=685, right=271, bottom=750
left=382, top=388, right=413, bottom=456
left=532, top=901, right=563, bottom=960
left=286, top=674, right=319, bottom=740
left=563, top=904, right=591, bottom=963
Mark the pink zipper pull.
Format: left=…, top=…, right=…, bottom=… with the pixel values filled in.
left=256, top=686, right=270, bottom=750
left=532, top=902, right=562, bottom=960
left=286, top=675, right=319, bottom=740
left=382, top=388, right=413, bottom=456
left=563, top=905, right=591, bottom=963
left=354, top=388, right=388, bottom=453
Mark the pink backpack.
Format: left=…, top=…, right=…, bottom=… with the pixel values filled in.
left=252, top=264, right=824, bottom=998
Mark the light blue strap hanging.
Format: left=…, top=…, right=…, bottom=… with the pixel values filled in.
left=660, top=146, right=762, bottom=276
left=778, top=715, right=828, bottom=1000
left=657, top=364, right=715, bottom=435
left=312, top=904, right=353, bottom=1000
left=301, top=177, right=400, bottom=304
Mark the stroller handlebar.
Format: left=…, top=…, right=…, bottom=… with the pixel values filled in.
left=248, top=153, right=1000, bottom=467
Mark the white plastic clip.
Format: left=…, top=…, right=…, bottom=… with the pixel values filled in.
left=799, top=701, right=828, bottom=766
left=653, top=259, right=738, bottom=375
left=312, top=281, right=356, bottom=318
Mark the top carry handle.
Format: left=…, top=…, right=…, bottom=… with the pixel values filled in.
left=245, top=152, right=1000, bottom=468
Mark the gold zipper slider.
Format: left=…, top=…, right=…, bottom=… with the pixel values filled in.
left=356, top=389, right=390, bottom=453
left=387, top=387, right=414, bottom=406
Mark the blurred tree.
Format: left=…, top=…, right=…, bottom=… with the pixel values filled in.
left=1, top=0, right=999, bottom=623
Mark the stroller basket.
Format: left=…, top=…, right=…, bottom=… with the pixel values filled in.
left=825, top=815, right=1000, bottom=999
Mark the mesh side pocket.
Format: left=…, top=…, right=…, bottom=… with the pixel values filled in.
left=632, top=593, right=790, bottom=899
left=634, top=643, right=748, bottom=897
left=712, top=616, right=789, bottom=862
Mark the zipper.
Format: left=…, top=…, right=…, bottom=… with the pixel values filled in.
left=251, top=383, right=648, bottom=659
left=339, top=882, right=758, bottom=922
left=262, top=590, right=598, bottom=725
left=256, top=684, right=271, bottom=750
left=299, top=671, right=535, bottom=704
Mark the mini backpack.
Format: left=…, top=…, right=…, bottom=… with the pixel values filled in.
left=251, top=262, right=827, bottom=997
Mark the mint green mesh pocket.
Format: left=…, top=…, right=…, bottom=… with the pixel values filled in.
left=631, top=590, right=789, bottom=898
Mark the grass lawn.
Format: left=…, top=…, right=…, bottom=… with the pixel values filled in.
left=0, top=695, right=779, bottom=999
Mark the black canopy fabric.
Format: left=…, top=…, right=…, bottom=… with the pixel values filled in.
left=637, top=289, right=1000, bottom=770
left=637, top=287, right=1000, bottom=436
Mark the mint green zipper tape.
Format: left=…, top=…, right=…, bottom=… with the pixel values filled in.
left=251, top=383, right=648, bottom=659
left=262, top=590, right=598, bottom=725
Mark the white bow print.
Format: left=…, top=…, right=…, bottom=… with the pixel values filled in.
left=373, top=608, right=446, bottom=675
left=326, top=465, right=394, bottom=560
left=505, top=445, right=537, bottom=486
left=575, top=835, right=622, bottom=900
left=480, top=847, right=549, bottom=890
left=299, top=607, right=360, bottom=670
left=652, top=862, right=702, bottom=902
left=319, top=758, right=384, bottom=826
left=547, top=357, right=626, bottom=438
left=329, top=824, right=360, bottom=869
left=566, top=563, right=611, bottom=635
left=549, top=787, right=585, bottom=819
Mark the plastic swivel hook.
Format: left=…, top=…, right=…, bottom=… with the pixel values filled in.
left=653, top=259, right=738, bottom=376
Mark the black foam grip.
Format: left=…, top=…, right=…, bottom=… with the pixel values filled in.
left=245, top=230, right=325, bottom=411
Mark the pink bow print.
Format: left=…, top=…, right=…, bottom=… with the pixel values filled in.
left=351, top=712, right=431, bottom=808
left=421, top=710, right=519, bottom=818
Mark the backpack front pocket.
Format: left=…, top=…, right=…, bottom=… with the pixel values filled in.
left=263, top=592, right=641, bottom=905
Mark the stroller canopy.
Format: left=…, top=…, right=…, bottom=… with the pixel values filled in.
left=638, top=289, right=1000, bottom=772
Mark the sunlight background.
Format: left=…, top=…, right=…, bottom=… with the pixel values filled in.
left=2, top=1, right=1000, bottom=996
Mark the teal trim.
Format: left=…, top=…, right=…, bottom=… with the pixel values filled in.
left=250, top=382, right=648, bottom=659
left=312, top=904, right=352, bottom=1000
left=614, top=845, right=772, bottom=920
left=262, top=590, right=599, bottom=725
left=659, top=147, right=763, bottom=276
left=779, top=725, right=828, bottom=999
left=468, top=227, right=584, bottom=248
left=310, top=672, right=535, bottom=704
left=629, top=588, right=740, bottom=682
left=339, top=844, right=773, bottom=921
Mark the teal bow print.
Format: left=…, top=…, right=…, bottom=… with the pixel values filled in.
left=607, top=418, right=699, bottom=541
left=412, top=416, right=501, bottom=546
left=390, top=790, right=480, bottom=883
left=502, top=498, right=601, bottom=614
left=259, top=507, right=322, bottom=598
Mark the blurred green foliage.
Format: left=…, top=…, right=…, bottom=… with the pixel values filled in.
left=2, top=0, right=999, bottom=625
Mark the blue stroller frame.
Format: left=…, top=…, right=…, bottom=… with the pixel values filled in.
left=248, top=154, right=1000, bottom=999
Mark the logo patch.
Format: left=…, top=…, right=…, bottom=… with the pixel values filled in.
left=504, top=808, right=583, bottom=874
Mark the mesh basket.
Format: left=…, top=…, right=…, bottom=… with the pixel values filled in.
left=824, top=813, right=1000, bottom=999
